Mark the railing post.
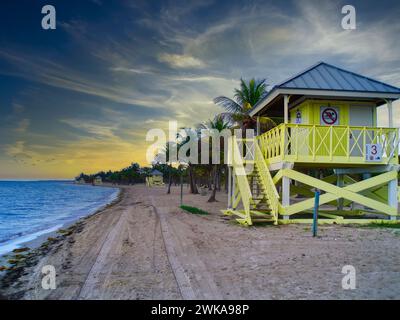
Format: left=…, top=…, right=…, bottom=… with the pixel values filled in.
left=281, top=125, right=286, bottom=160
left=329, top=126, right=333, bottom=160
left=347, top=127, right=350, bottom=160
left=363, top=127, right=366, bottom=159
left=312, top=125, right=316, bottom=160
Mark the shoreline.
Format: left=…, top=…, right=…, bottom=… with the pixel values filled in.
left=0, top=187, right=123, bottom=277
left=0, top=183, right=121, bottom=259
left=1, top=185, right=399, bottom=300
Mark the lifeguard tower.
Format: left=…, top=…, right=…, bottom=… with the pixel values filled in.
left=93, top=176, right=103, bottom=185
left=225, top=62, right=400, bottom=225
left=146, top=169, right=165, bottom=187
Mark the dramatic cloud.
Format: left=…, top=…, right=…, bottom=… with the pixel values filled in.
left=0, top=0, right=399, bottom=179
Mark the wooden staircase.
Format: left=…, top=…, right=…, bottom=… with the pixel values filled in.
left=225, top=136, right=280, bottom=225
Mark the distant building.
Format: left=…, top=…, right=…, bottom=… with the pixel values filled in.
left=93, top=176, right=103, bottom=185
left=75, top=177, right=86, bottom=184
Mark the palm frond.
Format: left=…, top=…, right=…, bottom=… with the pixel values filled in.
left=258, top=116, right=277, bottom=133
left=213, top=96, right=243, bottom=114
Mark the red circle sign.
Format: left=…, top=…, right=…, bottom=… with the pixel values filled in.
left=322, top=108, right=338, bottom=125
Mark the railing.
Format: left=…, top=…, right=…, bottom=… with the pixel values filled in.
left=257, top=124, right=399, bottom=165
left=229, top=136, right=253, bottom=224
left=254, top=141, right=280, bottom=224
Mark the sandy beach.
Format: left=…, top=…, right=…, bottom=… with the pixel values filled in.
left=0, top=184, right=399, bottom=300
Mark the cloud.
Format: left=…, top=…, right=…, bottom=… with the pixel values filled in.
left=60, top=119, right=117, bottom=139
left=1, top=0, right=400, bottom=179
left=110, top=67, right=155, bottom=74
left=0, top=50, right=169, bottom=109
left=158, top=53, right=206, bottom=68
left=14, top=118, right=30, bottom=134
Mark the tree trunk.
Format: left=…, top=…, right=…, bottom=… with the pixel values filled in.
left=189, top=165, right=198, bottom=194
left=208, top=165, right=219, bottom=202
left=167, top=165, right=172, bottom=194
left=217, top=166, right=221, bottom=191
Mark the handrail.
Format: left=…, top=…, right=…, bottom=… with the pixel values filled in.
left=254, top=141, right=280, bottom=224
left=230, top=136, right=253, bottom=224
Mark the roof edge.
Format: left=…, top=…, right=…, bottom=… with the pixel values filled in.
left=249, top=88, right=400, bottom=117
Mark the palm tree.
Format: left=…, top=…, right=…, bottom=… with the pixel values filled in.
left=154, top=141, right=178, bottom=193
left=214, top=78, right=276, bottom=132
left=198, top=114, right=231, bottom=202
left=177, top=127, right=201, bottom=194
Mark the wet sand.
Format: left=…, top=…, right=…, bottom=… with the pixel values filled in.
left=1, top=184, right=399, bottom=299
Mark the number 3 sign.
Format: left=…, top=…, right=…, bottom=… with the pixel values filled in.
left=366, top=144, right=382, bottom=162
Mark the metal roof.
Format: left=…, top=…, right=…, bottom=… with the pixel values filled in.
left=277, top=62, right=400, bottom=93
left=250, top=62, right=400, bottom=116
left=151, top=169, right=163, bottom=176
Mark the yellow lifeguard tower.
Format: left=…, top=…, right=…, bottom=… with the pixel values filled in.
left=146, top=170, right=165, bottom=187
left=225, top=62, right=400, bottom=225
left=93, top=176, right=103, bottom=185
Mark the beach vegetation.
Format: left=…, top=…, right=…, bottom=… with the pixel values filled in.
left=363, top=221, right=400, bottom=229
left=180, top=205, right=209, bottom=215
left=7, top=259, right=20, bottom=265
left=12, top=247, right=29, bottom=253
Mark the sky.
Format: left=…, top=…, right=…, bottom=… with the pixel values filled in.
left=1, top=0, right=400, bottom=179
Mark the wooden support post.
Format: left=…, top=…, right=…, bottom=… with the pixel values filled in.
left=388, top=176, right=398, bottom=221
left=337, top=174, right=344, bottom=210
left=388, top=100, right=393, bottom=128
left=228, top=166, right=232, bottom=209
left=256, top=116, right=260, bottom=136
left=232, top=173, right=236, bottom=209
left=360, top=173, right=372, bottom=210
left=282, top=176, right=290, bottom=220
left=284, top=95, right=289, bottom=124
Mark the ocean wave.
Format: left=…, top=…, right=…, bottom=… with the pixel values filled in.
left=0, top=181, right=120, bottom=256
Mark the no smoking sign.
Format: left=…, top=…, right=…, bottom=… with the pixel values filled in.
left=320, top=106, right=339, bottom=125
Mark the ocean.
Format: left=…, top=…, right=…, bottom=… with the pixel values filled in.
left=0, top=181, right=119, bottom=256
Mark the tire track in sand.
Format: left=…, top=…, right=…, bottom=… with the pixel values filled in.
left=150, top=195, right=222, bottom=300
left=76, top=207, right=129, bottom=299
